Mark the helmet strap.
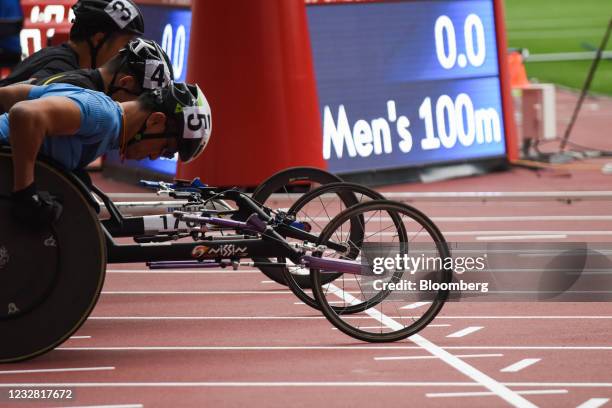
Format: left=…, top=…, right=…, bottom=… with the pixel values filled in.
left=126, top=115, right=174, bottom=148
left=106, top=55, right=140, bottom=97
left=87, top=32, right=111, bottom=68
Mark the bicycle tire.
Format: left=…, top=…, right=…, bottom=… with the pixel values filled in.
left=280, top=182, right=395, bottom=311
left=311, top=200, right=451, bottom=343
left=251, top=167, right=343, bottom=286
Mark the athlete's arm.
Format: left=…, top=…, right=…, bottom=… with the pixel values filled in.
left=9, top=96, right=81, bottom=190
left=0, top=84, right=35, bottom=114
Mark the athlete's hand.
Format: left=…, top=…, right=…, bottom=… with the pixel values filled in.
left=11, top=183, right=63, bottom=228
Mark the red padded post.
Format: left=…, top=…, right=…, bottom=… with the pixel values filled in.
left=177, top=0, right=325, bottom=186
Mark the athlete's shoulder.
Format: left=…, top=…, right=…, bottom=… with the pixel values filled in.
left=1, top=43, right=80, bottom=86
left=27, top=83, right=113, bottom=108
left=36, top=69, right=105, bottom=93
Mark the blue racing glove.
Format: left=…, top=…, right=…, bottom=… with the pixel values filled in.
left=11, top=182, right=63, bottom=228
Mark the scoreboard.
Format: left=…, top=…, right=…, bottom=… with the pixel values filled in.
left=306, top=0, right=511, bottom=175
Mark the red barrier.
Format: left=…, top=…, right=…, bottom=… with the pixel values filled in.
left=176, top=0, right=325, bottom=186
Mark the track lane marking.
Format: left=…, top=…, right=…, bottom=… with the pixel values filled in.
left=0, top=367, right=114, bottom=375
left=501, top=359, right=542, bottom=373
left=375, top=354, right=503, bottom=361
left=308, top=215, right=612, bottom=222
left=105, top=270, right=260, bottom=274
left=401, top=302, right=431, bottom=309
left=333, top=324, right=450, bottom=330
left=368, top=231, right=612, bottom=237
left=446, top=327, right=484, bottom=338
left=86, top=315, right=612, bottom=320
left=577, top=398, right=611, bottom=408
left=101, top=291, right=294, bottom=295
left=55, top=346, right=612, bottom=351
left=3, top=381, right=610, bottom=387
left=427, top=389, right=567, bottom=398
left=50, top=405, right=144, bottom=408
left=325, top=283, right=536, bottom=408
left=476, top=235, right=567, bottom=241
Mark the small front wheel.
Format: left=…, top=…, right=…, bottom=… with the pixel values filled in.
left=280, top=182, right=388, bottom=310
left=311, top=200, right=452, bottom=343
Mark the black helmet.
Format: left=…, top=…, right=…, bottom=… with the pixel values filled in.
left=71, top=0, right=145, bottom=68
left=108, top=39, right=174, bottom=95
left=134, top=83, right=212, bottom=163
left=71, top=0, right=144, bottom=38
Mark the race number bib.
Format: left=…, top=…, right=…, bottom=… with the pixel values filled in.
left=104, top=0, right=138, bottom=29
left=183, top=106, right=212, bottom=141
left=143, top=60, right=171, bottom=89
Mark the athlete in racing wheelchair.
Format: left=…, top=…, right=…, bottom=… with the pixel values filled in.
left=0, top=0, right=145, bottom=87
left=35, top=38, right=174, bottom=103
left=0, top=80, right=211, bottom=228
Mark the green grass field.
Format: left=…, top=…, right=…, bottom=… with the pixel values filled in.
left=505, top=0, right=612, bottom=95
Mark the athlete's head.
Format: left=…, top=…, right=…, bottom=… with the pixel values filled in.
left=104, top=39, right=174, bottom=102
left=124, top=82, right=212, bottom=162
left=70, top=0, right=145, bottom=68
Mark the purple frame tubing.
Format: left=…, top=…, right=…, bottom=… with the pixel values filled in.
left=180, top=213, right=267, bottom=233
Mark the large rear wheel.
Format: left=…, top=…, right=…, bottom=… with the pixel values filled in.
left=251, top=167, right=344, bottom=286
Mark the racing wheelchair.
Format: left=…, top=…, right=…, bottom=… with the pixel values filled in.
left=0, top=147, right=452, bottom=362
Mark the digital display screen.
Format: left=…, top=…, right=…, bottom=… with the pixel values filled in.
left=307, top=0, right=507, bottom=174
left=105, top=4, right=192, bottom=175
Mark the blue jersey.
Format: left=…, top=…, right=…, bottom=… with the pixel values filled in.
left=0, top=84, right=122, bottom=170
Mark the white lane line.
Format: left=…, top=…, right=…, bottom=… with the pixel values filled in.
left=436, top=316, right=612, bottom=320
left=447, top=326, right=484, bottom=338
left=427, top=389, right=567, bottom=398
left=501, top=359, right=541, bottom=373
left=106, top=269, right=260, bottom=274
left=69, top=336, right=92, bottom=339
left=310, top=215, right=612, bottom=222
left=449, top=231, right=612, bottom=237
left=436, top=215, right=612, bottom=222
left=476, top=235, right=567, bottom=241
left=295, top=301, right=344, bottom=305
left=101, top=291, right=293, bottom=295
left=0, top=367, right=114, bottom=375
left=370, top=231, right=612, bottom=237
left=261, top=280, right=275, bottom=284
left=577, top=398, right=611, bottom=408
left=0, top=382, right=480, bottom=388
left=55, top=346, right=612, bottom=351
left=50, top=405, right=143, bottom=408
left=477, top=235, right=567, bottom=241
left=86, top=315, right=612, bottom=320
left=375, top=354, right=503, bottom=361
left=3, top=382, right=612, bottom=388
left=324, top=284, right=536, bottom=408
left=333, top=324, right=450, bottom=330
left=401, top=302, right=431, bottom=309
